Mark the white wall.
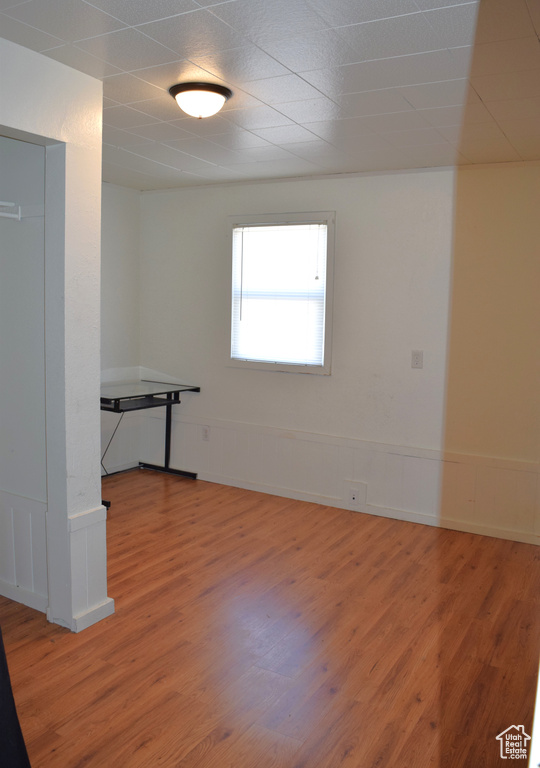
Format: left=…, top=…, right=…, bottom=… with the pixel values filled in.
left=138, top=171, right=453, bottom=449
left=134, top=171, right=453, bottom=531
left=101, top=170, right=452, bottom=526
left=101, top=182, right=141, bottom=377
left=0, top=38, right=113, bottom=630
left=100, top=182, right=142, bottom=474
left=101, top=164, right=540, bottom=544
left=440, top=163, right=540, bottom=542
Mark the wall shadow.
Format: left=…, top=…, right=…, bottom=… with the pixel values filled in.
left=438, top=0, right=540, bottom=763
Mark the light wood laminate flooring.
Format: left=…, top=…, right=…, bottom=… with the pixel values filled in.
left=1, top=469, right=539, bottom=767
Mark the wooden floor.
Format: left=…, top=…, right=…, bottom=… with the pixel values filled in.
left=1, top=469, right=540, bottom=767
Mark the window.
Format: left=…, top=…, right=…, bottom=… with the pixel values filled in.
left=230, top=212, right=334, bottom=374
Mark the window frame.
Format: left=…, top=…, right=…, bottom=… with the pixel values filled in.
left=228, top=211, right=335, bottom=375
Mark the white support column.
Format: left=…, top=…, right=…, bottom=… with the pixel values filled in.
left=0, top=38, right=114, bottom=631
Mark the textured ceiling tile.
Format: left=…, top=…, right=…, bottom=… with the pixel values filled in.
left=399, top=142, right=463, bottom=167
left=415, top=105, right=465, bottom=127
left=137, top=9, right=246, bottom=58
left=338, top=89, right=415, bottom=117
left=335, top=13, right=444, bottom=62
left=383, top=127, right=448, bottom=147
left=306, top=119, right=391, bottom=151
left=76, top=27, right=180, bottom=69
left=0, top=12, right=64, bottom=50
left=298, top=48, right=472, bottom=98
left=189, top=45, right=289, bottom=84
left=208, top=0, right=329, bottom=45
left=3, top=0, right=125, bottom=43
left=130, top=142, right=217, bottom=171
left=163, top=136, right=244, bottom=164
left=208, top=132, right=272, bottom=150
left=421, top=3, right=479, bottom=48
left=453, top=119, right=511, bottom=144
left=414, top=0, right=478, bottom=9
left=103, top=104, right=161, bottom=129
left=103, top=73, right=165, bottom=103
left=279, top=139, right=347, bottom=163
left=418, top=101, right=493, bottom=127
left=259, top=28, right=359, bottom=71
left=2, top=0, right=535, bottom=187
left=469, top=37, right=540, bottom=77
left=458, top=135, right=522, bottom=163
left=362, top=49, right=472, bottom=89
left=485, top=96, right=540, bottom=125
left=102, top=162, right=161, bottom=189
left=473, top=0, right=533, bottom=44
left=306, top=0, right=419, bottom=27
left=0, top=0, right=30, bottom=8
left=224, top=157, right=323, bottom=178
left=224, top=105, right=294, bottom=131
left=85, top=0, right=199, bottom=26
left=501, top=117, right=540, bottom=141
left=219, top=91, right=265, bottom=112
left=125, top=97, right=185, bottom=122
left=192, top=0, right=238, bottom=5
left=344, top=145, right=415, bottom=169
left=507, top=137, right=540, bottom=161
left=179, top=164, right=251, bottom=181
left=275, top=98, right=347, bottom=124
left=296, top=66, right=362, bottom=99
left=224, top=144, right=296, bottom=162
left=304, top=117, right=376, bottom=142
left=471, top=69, right=540, bottom=103
left=103, top=125, right=154, bottom=146
left=241, top=74, right=323, bottom=105
left=102, top=144, right=207, bottom=180
left=125, top=122, right=196, bottom=142
left=41, top=43, right=122, bottom=77
left=170, top=115, right=239, bottom=137
left=397, top=79, right=477, bottom=109
left=527, top=0, right=540, bottom=36
left=357, top=110, right=432, bottom=132
left=502, top=117, right=540, bottom=159
left=128, top=60, right=223, bottom=90
left=433, top=124, right=462, bottom=143
left=250, top=124, right=321, bottom=144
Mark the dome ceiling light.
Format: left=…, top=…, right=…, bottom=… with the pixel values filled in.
left=169, top=82, right=233, bottom=119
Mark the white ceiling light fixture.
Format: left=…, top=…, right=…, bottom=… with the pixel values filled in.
left=169, top=82, right=233, bottom=119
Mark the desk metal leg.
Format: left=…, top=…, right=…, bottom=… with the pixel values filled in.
left=164, top=403, right=172, bottom=469
left=139, top=395, right=197, bottom=479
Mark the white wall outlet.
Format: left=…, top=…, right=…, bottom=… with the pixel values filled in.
left=201, top=425, right=210, bottom=441
left=345, top=482, right=367, bottom=511
left=411, top=350, right=424, bottom=369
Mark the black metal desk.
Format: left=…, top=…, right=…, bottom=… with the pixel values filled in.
left=100, top=380, right=200, bottom=478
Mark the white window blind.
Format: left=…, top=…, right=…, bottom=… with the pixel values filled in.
left=231, top=222, right=328, bottom=368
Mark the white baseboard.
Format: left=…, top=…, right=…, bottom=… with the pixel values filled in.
left=440, top=516, right=540, bottom=546
left=101, top=461, right=139, bottom=477
left=69, top=597, right=115, bottom=633
left=107, top=411, right=540, bottom=545
left=364, top=503, right=438, bottom=527
left=0, top=580, right=48, bottom=613
left=198, top=470, right=343, bottom=507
